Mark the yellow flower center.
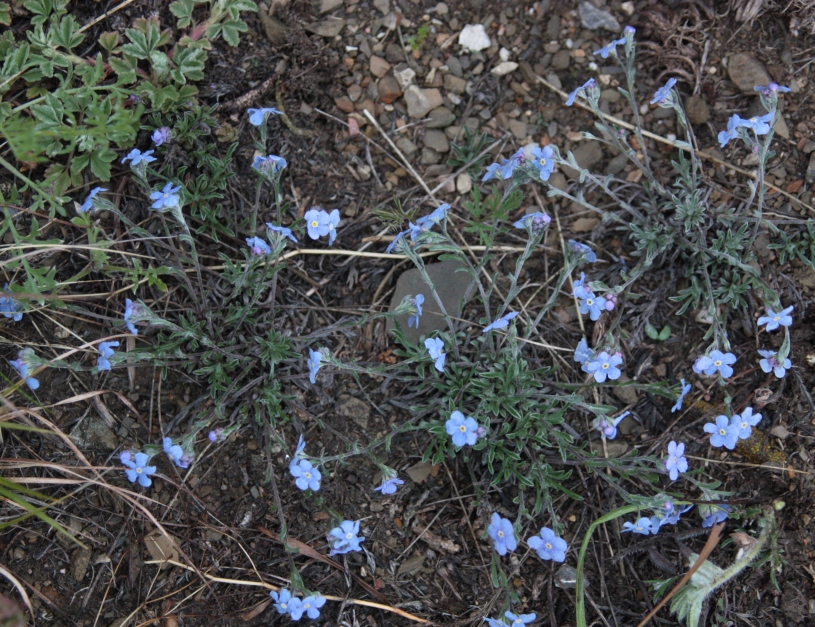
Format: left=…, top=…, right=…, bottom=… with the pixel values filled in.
left=750, top=117, right=758, bottom=123
left=539, top=158, right=546, bottom=166
left=459, top=425, right=467, bottom=432
left=719, top=428, right=726, bottom=436
left=773, top=315, right=780, bottom=321
left=545, top=542, right=552, bottom=550
left=136, top=467, right=142, bottom=474
left=346, top=533, right=353, bottom=539
left=741, top=422, right=747, bottom=429
left=586, top=298, right=593, bottom=306
left=311, top=220, right=319, bottom=227
left=602, top=363, right=609, bottom=369
left=497, top=531, right=504, bottom=537
left=304, top=471, right=311, bottom=479
left=714, top=360, right=722, bottom=367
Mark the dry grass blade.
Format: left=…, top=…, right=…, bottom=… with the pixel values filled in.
left=0, top=563, right=34, bottom=625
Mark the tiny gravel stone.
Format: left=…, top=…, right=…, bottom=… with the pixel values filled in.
left=426, top=106, right=456, bottom=128
left=385, top=42, right=403, bottom=63
left=424, top=129, right=450, bottom=152
left=456, top=173, right=473, bottom=194
left=446, top=57, right=463, bottom=77
left=444, top=73, right=467, bottom=94
left=727, top=53, right=772, bottom=93
left=405, top=85, right=434, bottom=118
left=562, top=141, right=603, bottom=178
left=548, top=171, right=567, bottom=192
left=319, top=0, right=343, bottom=13
left=377, top=76, right=402, bottom=103
left=458, top=24, right=491, bottom=52
left=551, top=50, right=571, bottom=70
left=543, top=42, right=560, bottom=54
left=471, top=62, right=484, bottom=75
left=806, top=153, right=815, bottom=184
left=604, top=153, right=628, bottom=176
left=303, top=17, right=345, bottom=37
left=684, top=94, right=710, bottom=125
left=420, top=147, right=442, bottom=164
left=370, top=55, right=391, bottom=78
left=348, top=84, right=363, bottom=102
left=546, top=15, right=560, bottom=40
left=578, top=1, right=620, bottom=31
left=509, top=119, right=527, bottom=139
left=373, top=0, right=389, bottom=14
left=435, top=2, right=448, bottom=14
left=335, top=96, right=355, bottom=113
left=396, top=136, right=418, bottom=158
left=71, top=547, right=93, bottom=581
left=491, top=61, right=518, bottom=76
left=546, top=72, right=562, bottom=89
left=394, top=67, right=416, bottom=90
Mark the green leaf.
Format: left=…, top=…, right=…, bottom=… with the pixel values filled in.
left=171, top=44, right=206, bottom=83
left=0, top=2, right=11, bottom=26
left=90, top=148, right=116, bottom=180
left=52, top=15, right=84, bottom=51
left=109, top=54, right=138, bottom=83
left=221, top=18, right=248, bottom=46
left=657, top=324, right=671, bottom=341
left=98, top=31, right=120, bottom=52
left=645, top=323, right=659, bottom=340
left=169, top=0, right=195, bottom=28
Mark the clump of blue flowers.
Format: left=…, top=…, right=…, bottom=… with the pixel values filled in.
left=527, top=527, right=567, bottom=562
left=97, top=341, right=119, bottom=372
left=304, top=207, right=340, bottom=245
left=0, top=284, right=22, bottom=322
left=327, top=520, right=364, bottom=555
left=487, top=513, right=517, bottom=556
left=693, top=350, right=737, bottom=379
left=9, top=349, right=40, bottom=390
left=425, top=337, right=446, bottom=372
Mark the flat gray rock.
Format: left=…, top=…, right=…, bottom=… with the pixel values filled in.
left=387, top=259, right=475, bottom=344
left=304, top=17, right=345, bottom=37
left=578, top=1, right=620, bottom=31
left=727, top=53, right=771, bottom=93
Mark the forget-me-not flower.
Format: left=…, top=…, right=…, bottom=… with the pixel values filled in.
left=290, top=458, right=321, bottom=491
left=208, top=428, right=225, bottom=442
left=483, top=311, right=519, bottom=333
left=121, top=149, right=156, bottom=166
left=79, top=187, right=107, bottom=213
left=415, top=203, right=450, bottom=228
left=290, top=434, right=307, bottom=467
left=622, top=517, right=656, bottom=535
left=573, top=338, right=593, bottom=370
left=292, top=595, right=326, bottom=620
left=487, top=513, right=517, bottom=556
left=149, top=183, right=182, bottom=210
left=650, top=78, right=677, bottom=104
left=425, top=337, right=446, bottom=372
left=304, top=208, right=329, bottom=240
left=482, top=161, right=505, bottom=181
left=124, top=299, right=138, bottom=335
left=671, top=379, right=691, bottom=413
left=731, top=407, right=762, bottom=440
left=530, top=145, right=555, bottom=181
left=585, top=351, right=623, bottom=383
left=97, top=340, right=119, bottom=372
left=0, top=284, right=22, bottom=322
left=513, top=211, right=551, bottom=231
left=247, top=107, right=283, bottom=125
left=758, top=349, right=791, bottom=378
left=754, top=83, right=790, bottom=96
left=407, top=294, right=424, bottom=328
left=664, top=440, right=688, bottom=481
left=654, top=502, right=692, bottom=528
left=266, top=222, right=298, bottom=243
left=307, top=349, right=322, bottom=383
left=568, top=239, right=597, bottom=262
left=163, top=437, right=190, bottom=469
left=701, top=504, right=730, bottom=527
left=374, top=475, right=404, bottom=495
left=252, top=154, right=287, bottom=174
left=704, top=415, right=739, bottom=450
left=151, top=127, right=171, bottom=146
left=527, top=527, right=567, bottom=562
left=739, top=112, right=775, bottom=135
left=757, top=305, right=793, bottom=331
left=578, top=291, right=606, bottom=321
left=328, top=520, right=365, bottom=555
left=594, top=411, right=629, bottom=439
left=122, top=451, right=156, bottom=487
left=565, top=78, right=596, bottom=106
left=270, top=589, right=298, bottom=616
left=693, top=350, right=736, bottom=378
left=246, top=236, right=271, bottom=256
left=325, top=208, right=340, bottom=245
left=445, top=410, right=479, bottom=447
left=718, top=114, right=742, bottom=148
left=504, top=613, right=536, bottom=626
left=593, top=36, right=627, bottom=58
left=9, top=350, right=39, bottom=390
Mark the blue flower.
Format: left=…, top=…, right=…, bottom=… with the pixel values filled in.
left=0, top=284, right=22, bottom=322
left=9, top=350, right=39, bottom=390
left=374, top=475, right=404, bottom=495
left=121, top=149, right=156, bottom=166
left=718, top=115, right=742, bottom=148
left=529, top=145, right=555, bottom=181
left=151, top=127, right=171, bottom=146
left=246, top=236, right=271, bottom=255
left=572, top=272, right=590, bottom=299
left=122, top=451, right=156, bottom=488
left=483, top=152, right=523, bottom=181
left=701, top=504, right=730, bottom=527
left=573, top=338, right=593, bottom=368
left=124, top=299, right=137, bottom=335
left=304, top=208, right=330, bottom=240
left=671, top=379, right=691, bottom=413
left=163, top=436, right=189, bottom=469
left=328, top=520, right=364, bottom=555
left=664, top=441, right=688, bottom=481
left=513, top=211, right=551, bottom=231
left=266, top=222, right=298, bottom=243
left=585, top=351, right=623, bottom=383
left=568, top=239, right=597, bottom=263
left=482, top=162, right=504, bottom=181
left=97, top=340, right=119, bottom=372
left=424, top=337, right=446, bottom=372
left=307, top=349, right=322, bottom=384
left=527, top=527, right=567, bottom=562
left=754, top=83, right=790, bottom=96
left=487, top=513, right=517, bottom=556
left=415, top=203, right=450, bottom=228
left=445, top=410, right=478, bottom=447
left=593, top=36, right=627, bottom=58
left=386, top=229, right=409, bottom=253
left=247, top=107, right=283, bottom=126
left=291, top=434, right=307, bottom=468
left=79, top=187, right=107, bottom=213
left=622, top=517, right=656, bottom=535
left=739, top=112, right=775, bottom=135
left=758, top=349, right=791, bottom=378
left=703, top=415, right=739, bottom=450
left=252, top=154, right=287, bottom=174
left=693, top=350, right=736, bottom=378
left=730, top=407, right=762, bottom=440
left=566, top=78, right=596, bottom=106
left=290, top=458, right=321, bottom=491
left=149, top=183, right=182, bottom=210
left=650, top=78, right=677, bottom=104
left=578, top=291, right=606, bottom=321
left=594, top=411, right=629, bottom=439
left=270, top=589, right=301, bottom=616
left=483, top=311, right=519, bottom=333
left=407, top=294, right=424, bottom=329
left=292, top=594, right=326, bottom=620
left=208, top=428, right=225, bottom=442
left=325, top=209, right=340, bottom=245
left=505, top=612, right=536, bottom=626
left=653, top=502, right=692, bottom=528
left=757, top=305, right=793, bottom=331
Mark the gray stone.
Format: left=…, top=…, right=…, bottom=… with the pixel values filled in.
left=385, top=42, right=403, bottom=64
left=545, top=73, right=562, bottom=89
left=600, top=88, right=620, bottom=104
left=446, top=56, right=463, bottom=78
left=394, top=67, right=416, bottom=91
left=303, top=18, right=345, bottom=37
left=685, top=94, right=710, bottom=125
left=578, top=1, right=620, bottom=31
left=653, top=106, right=674, bottom=119
left=604, top=153, right=628, bottom=176
left=373, top=0, right=389, bottom=14
left=551, top=50, right=571, bottom=71
left=774, top=113, right=790, bottom=139
left=456, top=173, right=472, bottom=194
left=727, top=53, right=771, bottom=94
left=423, top=129, right=450, bottom=152
left=562, top=141, right=603, bottom=178
left=338, top=394, right=370, bottom=428
left=420, top=147, right=441, bottom=164
left=546, top=15, right=560, bottom=40
left=509, top=119, right=527, bottom=139
left=370, top=55, right=391, bottom=78
left=426, top=106, right=456, bottom=129
left=396, top=136, right=418, bottom=158
left=404, top=85, right=434, bottom=118
left=806, top=152, right=815, bottom=184
left=387, top=260, right=476, bottom=343
left=71, top=415, right=118, bottom=451
left=319, top=0, right=343, bottom=13
left=71, top=547, right=93, bottom=581
left=444, top=73, right=467, bottom=94
left=435, top=2, right=448, bottom=14
left=548, top=171, right=567, bottom=192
